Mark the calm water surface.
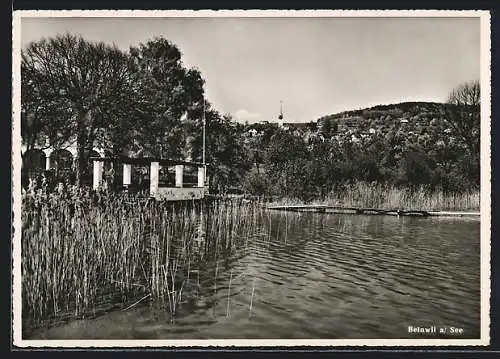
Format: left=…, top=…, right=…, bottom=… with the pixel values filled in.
left=28, top=212, right=480, bottom=339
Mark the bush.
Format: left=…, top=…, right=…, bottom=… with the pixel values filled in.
left=242, top=170, right=269, bottom=196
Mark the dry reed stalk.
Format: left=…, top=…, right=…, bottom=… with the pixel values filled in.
left=22, top=192, right=262, bottom=327
left=226, top=269, right=233, bottom=317
left=249, top=277, right=257, bottom=317
left=123, top=293, right=151, bottom=311
left=274, top=182, right=479, bottom=211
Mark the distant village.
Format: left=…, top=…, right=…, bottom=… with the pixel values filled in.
left=245, top=101, right=456, bottom=148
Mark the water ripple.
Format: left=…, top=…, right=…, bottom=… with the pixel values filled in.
left=29, top=212, right=481, bottom=340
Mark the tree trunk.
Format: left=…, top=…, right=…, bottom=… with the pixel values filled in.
left=75, top=110, right=90, bottom=187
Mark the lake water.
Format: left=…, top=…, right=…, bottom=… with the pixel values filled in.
left=26, top=211, right=481, bottom=340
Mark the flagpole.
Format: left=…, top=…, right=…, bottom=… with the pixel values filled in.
left=202, top=97, right=206, bottom=185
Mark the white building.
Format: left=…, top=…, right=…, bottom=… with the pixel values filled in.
left=21, top=133, right=106, bottom=184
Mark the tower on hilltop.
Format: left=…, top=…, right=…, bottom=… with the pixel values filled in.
left=278, top=100, right=284, bottom=127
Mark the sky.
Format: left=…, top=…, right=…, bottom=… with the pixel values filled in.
left=20, top=15, right=481, bottom=124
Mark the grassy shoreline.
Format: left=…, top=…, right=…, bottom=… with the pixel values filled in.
left=20, top=182, right=479, bottom=331
left=265, top=182, right=480, bottom=212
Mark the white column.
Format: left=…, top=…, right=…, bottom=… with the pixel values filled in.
left=93, top=160, right=102, bottom=190
left=43, top=149, right=53, bottom=171
left=197, top=167, right=205, bottom=187
left=123, top=163, right=132, bottom=187
left=100, top=161, right=104, bottom=180
left=175, top=165, right=184, bottom=188
left=150, top=161, right=159, bottom=196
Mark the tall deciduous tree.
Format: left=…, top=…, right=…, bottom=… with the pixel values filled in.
left=441, top=80, right=480, bottom=159
left=129, top=37, right=205, bottom=159
left=22, top=34, right=131, bottom=185
left=437, top=80, right=481, bottom=186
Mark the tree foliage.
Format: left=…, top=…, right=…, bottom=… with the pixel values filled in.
left=433, top=80, right=481, bottom=160
left=22, top=35, right=206, bottom=185
left=21, top=34, right=480, bottom=198
left=240, top=83, right=480, bottom=198
left=128, top=37, right=205, bottom=159
left=22, top=34, right=132, bottom=185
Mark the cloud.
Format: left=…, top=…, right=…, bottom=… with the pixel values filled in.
left=233, top=109, right=262, bottom=123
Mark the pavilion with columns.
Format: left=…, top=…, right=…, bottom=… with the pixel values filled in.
left=90, top=156, right=209, bottom=201
left=21, top=141, right=209, bottom=200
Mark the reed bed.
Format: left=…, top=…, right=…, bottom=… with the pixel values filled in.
left=269, top=182, right=480, bottom=211
left=21, top=189, right=264, bottom=330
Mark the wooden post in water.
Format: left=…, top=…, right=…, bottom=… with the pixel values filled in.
left=92, top=160, right=102, bottom=190
left=175, top=165, right=184, bottom=188
left=150, top=161, right=159, bottom=197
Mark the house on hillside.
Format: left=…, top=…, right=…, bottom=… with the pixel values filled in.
left=335, top=116, right=364, bottom=132
left=247, top=128, right=259, bottom=137
left=281, top=122, right=309, bottom=136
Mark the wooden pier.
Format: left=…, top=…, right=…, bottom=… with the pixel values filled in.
left=265, top=205, right=480, bottom=218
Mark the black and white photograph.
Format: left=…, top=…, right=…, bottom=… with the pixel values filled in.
left=11, top=10, right=491, bottom=347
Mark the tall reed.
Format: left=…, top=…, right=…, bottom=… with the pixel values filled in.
left=269, top=182, right=480, bottom=211
left=21, top=189, right=263, bottom=329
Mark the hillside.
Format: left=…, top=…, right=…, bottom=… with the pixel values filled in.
left=270, top=101, right=455, bottom=147
left=240, top=100, right=479, bottom=198
left=317, top=101, right=442, bottom=122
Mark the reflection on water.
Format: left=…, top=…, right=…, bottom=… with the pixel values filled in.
left=28, top=211, right=480, bottom=339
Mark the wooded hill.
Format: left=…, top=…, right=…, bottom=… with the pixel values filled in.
left=240, top=99, right=479, bottom=200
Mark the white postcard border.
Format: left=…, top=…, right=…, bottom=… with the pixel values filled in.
left=11, top=9, right=492, bottom=348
